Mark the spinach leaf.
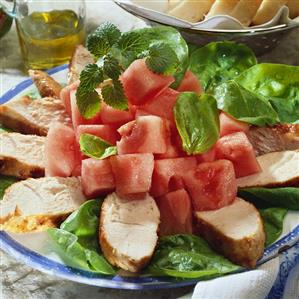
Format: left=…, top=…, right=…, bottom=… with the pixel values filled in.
left=0, top=175, right=17, bottom=200
left=174, top=92, right=219, bottom=154
left=189, top=41, right=256, bottom=92
left=79, top=133, right=117, bottom=160
left=48, top=200, right=115, bottom=275
left=237, top=64, right=299, bottom=123
left=259, top=208, right=288, bottom=246
left=147, top=234, right=240, bottom=278
left=112, top=26, right=189, bottom=87
left=238, top=187, right=299, bottom=210
left=214, top=80, right=279, bottom=126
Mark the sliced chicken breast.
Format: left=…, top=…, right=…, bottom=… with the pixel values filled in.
left=68, top=45, right=94, bottom=84
left=0, top=132, right=45, bottom=178
left=237, top=150, right=299, bottom=188
left=195, top=198, right=265, bottom=268
left=100, top=192, right=160, bottom=272
left=247, top=124, right=299, bottom=156
left=0, top=177, right=85, bottom=232
left=0, top=96, right=71, bottom=136
left=29, top=70, right=62, bottom=98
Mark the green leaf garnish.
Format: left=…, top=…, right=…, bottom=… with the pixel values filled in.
left=79, top=133, right=117, bottom=159
left=174, top=92, right=220, bottom=155
left=87, top=22, right=121, bottom=59
left=103, top=55, right=122, bottom=80
left=145, top=41, right=179, bottom=75
left=101, top=79, right=128, bottom=111
left=76, top=87, right=101, bottom=119
left=79, top=64, right=104, bottom=90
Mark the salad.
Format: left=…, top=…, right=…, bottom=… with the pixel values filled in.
left=0, top=22, right=298, bottom=280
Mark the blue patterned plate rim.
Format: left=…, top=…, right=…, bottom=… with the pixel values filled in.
left=0, top=65, right=298, bottom=289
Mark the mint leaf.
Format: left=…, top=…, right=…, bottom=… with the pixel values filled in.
left=79, top=133, right=117, bottom=159
left=87, top=22, right=121, bottom=59
left=101, top=80, right=128, bottom=111
left=76, top=87, right=101, bottom=119
left=145, top=41, right=179, bottom=75
left=79, top=64, right=104, bottom=90
left=103, top=55, right=122, bottom=80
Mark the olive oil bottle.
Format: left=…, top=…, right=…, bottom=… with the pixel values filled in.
left=16, top=9, right=86, bottom=69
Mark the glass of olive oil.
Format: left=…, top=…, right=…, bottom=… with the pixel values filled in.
left=13, top=0, right=86, bottom=69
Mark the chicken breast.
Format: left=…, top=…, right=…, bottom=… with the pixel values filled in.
left=29, top=70, right=62, bottom=98
left=0, top=177, right=85, bottom=232
left=247, top=124, right=299, bottom=156
left=0, top=96, right=71, bottom=136
left=237, top=150, right=299, bottom=188
left=100, top=192, right=160, bottom=272
left=195, top=198, right=265, bottom=268
left=0, top=132, right=45, bottom=178
left=68, top=45, right=94, bottom=84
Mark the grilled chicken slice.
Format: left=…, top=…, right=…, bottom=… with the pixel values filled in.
left=68, top=45, right=94, bottom=84
left=237, top=150, right=299, bottom=188
left=100, top=192, right=160, bottom=272
left=195, top=198, right=265, bottom=268
left=0, top=177, right=86, bottom=232
left=0, top=96, right=71, bottom=136
left=247, top=124, right=299, bottom=156
left=29, top=70, right=62, bottom=98
left=0, top=133, right=45, bottom=178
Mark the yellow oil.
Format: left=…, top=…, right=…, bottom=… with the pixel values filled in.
left=16, top=10, right=86, bottom=70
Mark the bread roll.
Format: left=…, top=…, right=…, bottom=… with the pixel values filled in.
left=206, top=0, right=240, bottom=18
left=287, top=0, right=299, bottom=18
left=252, top=0, right=288, bottom=25
left=168, top=0, right=215, bottom=22
left=230, top=0, right=263, bottom=26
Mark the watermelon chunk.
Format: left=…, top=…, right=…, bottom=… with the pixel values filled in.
left=60, top=81, right=79, bottom=116
left=117, top=115, right=168, bottom=154
left=220, top=112, right=249, bottom=137
left=151, top=157, right=197, bottom=197
left=196, top=147, right=216, bottom=163
left=121, top=59, right=174, bottom=105
left=99, top=102, right=134, bottom=126
left=156, top=189, right=193, bottom=236
left=45, top=123, right=76, bottom=177
left=81, top=158, right=115, bottom=198
left=215, top=131, right=261, bottom=178
left=177, top=70, right=202, bottom=94
left=183, top=160, right=237, bottom=211
left=77, top=125, right=120, bottom=145
left=140, top=88, right=179, bottom=123
left=110, top=153, right=154, bottom=196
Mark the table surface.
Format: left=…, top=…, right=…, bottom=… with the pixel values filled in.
left=0, top=1, right=299, bottom=298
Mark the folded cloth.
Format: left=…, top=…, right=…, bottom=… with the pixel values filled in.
left=180, top=242, right=299, bottom=299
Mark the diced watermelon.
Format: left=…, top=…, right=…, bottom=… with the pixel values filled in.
left=110, top=153, right=154, bottom=196
left=183, top=159, right=237, bottom=211
left=71, top=142, right=83, bottom=177
left=70, top=90, right=101, bottom=130
left=150, top=157, right=197, bottom=197
left=60, top=81, right=79, bottom=116
left=177, top=70, right=202, bottom=94
left=220, top=112, right=249, bottom=137
left=196, top=147, right=216, bottom=163
left=77, top=125, right=120, bottom=145
left=121, top=59, right=174, bottom=105
left=156, top=189, right=193, bottom=236
left=45, top=123, right=76, bottom=177
left=117, top=115, right=168, bottom=154
left=81, top=158, right=115, bottom=198
left=99, top=102, right=134, bottom=126
left=135, top=109, right=152, bottom=118
left=140, top=88, right=179, bottom=123
left=215, top=132, right=261, bottom=178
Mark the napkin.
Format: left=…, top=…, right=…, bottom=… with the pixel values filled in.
left=180, top=242, right=299, bottom=299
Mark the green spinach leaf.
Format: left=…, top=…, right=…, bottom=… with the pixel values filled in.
left=259, top=208, right=288, bottom=246
left=147, top=234, right=240, bottom=278
left=0, top=175, right=17, bottom=200
left=48, top=200, right=115, bottom=275
left=174, top=92, right=219, bottom=154
left=214, top=80, right=279, bottom=126
left=238, top=187, right=299, bottom=210
left=237, top=64, right=299, bottom=123
left=189, top=41, right=256, bottom=92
